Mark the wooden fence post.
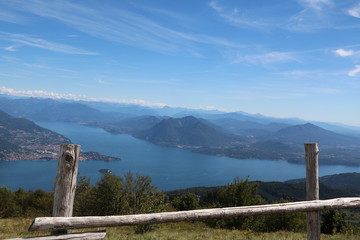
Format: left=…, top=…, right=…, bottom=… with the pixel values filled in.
left=305, top=143, right=320, bottom=240
left=52, top=144, right=80, bottom=234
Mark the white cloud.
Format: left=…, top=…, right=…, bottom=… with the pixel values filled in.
left=97, top=79, right=111, bottom=85
left=0, top=9, right=28, bottom=24
left=0, top=86, right=167, bottom=107
left=0, top=32, right=98, bottom=55
left=334, top=48, right=354, bottom=57
left=0, top=86, right=86, bottom=100
left=348, top=4, right=360, bottom=18
left=233, top=51, right=298, bottom=65
left=284, top=0, right=334, bottom=32
left=299, top=0, right=333, bottom=11
left=3, top=0, right=236, bottom=56
left=4, top=45, right=18, bottom=51
left=348, top=65, right=360, bottom=77
left=209, top=0, right=267, bottom=28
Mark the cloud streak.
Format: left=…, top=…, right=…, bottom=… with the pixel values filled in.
left=232, top=51, right=298, bottom=65
left=4, top=44, right=18, bottom=52
left=3, top=0, right=237, bottom=56
left=209, top=0, right=268, bottom=29
left=0, top=32, right=98, bottom=55
left=348, top=65, right=360, bottom=77
left=298, top=0, right=333, bottom=11
left=0, top=9, right=28, bottom=24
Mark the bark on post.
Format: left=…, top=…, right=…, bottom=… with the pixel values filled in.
left=305, top=143, right=320, bottom=240
left=52, top=144, right=80, bottom=234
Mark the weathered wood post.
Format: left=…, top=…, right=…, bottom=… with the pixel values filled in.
left=52, top=144, right=80, bottom=234
left=305, top=143, right=320, bottom=240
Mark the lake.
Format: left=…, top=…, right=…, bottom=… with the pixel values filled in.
left=1, top=122, right=359, bottom=191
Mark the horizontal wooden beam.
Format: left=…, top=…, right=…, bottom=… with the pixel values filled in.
left=5, top=231, right=106, bottom=240
left=29, top=198, right=360, bottom=232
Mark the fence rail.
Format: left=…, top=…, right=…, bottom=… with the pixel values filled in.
left=29, top=198, right=360, bottom=232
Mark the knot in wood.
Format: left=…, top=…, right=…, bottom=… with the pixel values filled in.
left=63, top=151, right=74, bottom=169
left=65, top=154, right=73, bottom=163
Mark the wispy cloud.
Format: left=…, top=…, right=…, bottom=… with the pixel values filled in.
left=3, top=44, right=18, bottom=52
left=313, top=87, right=343, bottom=94
left=97, top=79, right=111, bottom=85
left=348, top=65, right=360, bottom=77
left=208, top=0, right=338, bottom=32
left=281, top=69, right=325, bottom=78
left=232, top=51, right=298, bottom=65
left=209, top=0, right=267, bottom=29
left=0, top=32, right=98, bottom=55
left=283, top=0, right=336, bottom=32
left=0, top=9, right=28, bottom=24
left=298, top=0, right=333, bottom=11
left=2, top=0, right=236, bottom=56
left=135, top=5, right=189, bottom=24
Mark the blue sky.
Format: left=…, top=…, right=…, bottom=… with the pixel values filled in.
left=0, top=0, right=360, bottom=126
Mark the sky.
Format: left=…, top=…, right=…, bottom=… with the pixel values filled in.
left=0, top=0, right=360, bottom=126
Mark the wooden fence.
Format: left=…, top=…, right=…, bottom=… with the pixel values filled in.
left=6, top=143, right=360, bottom=240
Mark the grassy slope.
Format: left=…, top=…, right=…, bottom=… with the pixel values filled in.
left=1, top=219, right=359, bottom=240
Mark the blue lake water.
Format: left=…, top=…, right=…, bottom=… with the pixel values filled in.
left=1, top=121, right=359, bottom=191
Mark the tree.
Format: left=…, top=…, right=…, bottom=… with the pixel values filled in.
left=123, top=172, right=164, bottom=214
left=216, top=177, right=262, bottom=207
left=171, top=193, right=199, bottom=211
left=74, top=176, right=94, bottom=216
left=25, top=189, right=52, bottom=216
left=92, top=173, right=126, bottom=215
left=123, top=172, right=165, bottom=234
left=0, top=186, right=18, bottom=217
left=321, top=210, right=347, bottom=235
left=206, top=177, right=265, bottom=230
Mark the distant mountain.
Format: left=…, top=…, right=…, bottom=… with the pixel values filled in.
left=97, top=116, right=165, bottom=135
left=210, top=118, right=290, bottom=137
left=80, top=101, right=158, bottom=116
left=137, top=116, right=242, bottom=147
left=268, top=123, right=360, bottom=147
left=195, top=123, right=360, bottom=165
left=167, top=178, right=359, bottom=203
left=0, top=97, right=127, bottom=123
left=0, top=110, right=119, bottom=161
left=287, top=172, right=360, bottom=193
left=311, top=121, right=360, bottom=138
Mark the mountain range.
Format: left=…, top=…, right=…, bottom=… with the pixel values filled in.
left=0, top=95, right=359, bottom=165
left=136, top=116, right=242, bottom=147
